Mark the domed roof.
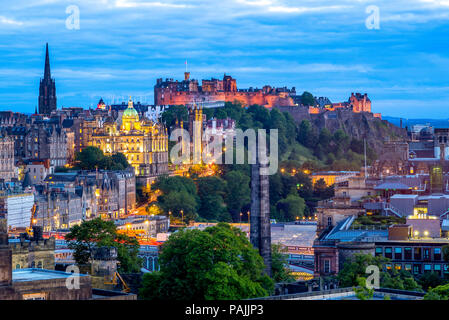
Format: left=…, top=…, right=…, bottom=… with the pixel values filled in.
left=123, top=97, right=139, bottom=120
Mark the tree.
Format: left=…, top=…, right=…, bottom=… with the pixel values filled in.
left=161, top=105, right=188, bottom=131
left=275, top=191, right=306, bottom=221
left=424, top=283, right=449, bottom=300
left=154, top=175, right=197, bottom=195
left=65, top=218, right=141, bottom=274
left=74, top=146, right=129, bottom=171
left=271, top=244, right=295, bottom=283
left=338, top=254, right=421, bottom=292
left=297, top=120, right=317, bottom=148
left=223, top=171, right=250, bottom=222
left=300, top=91, right=315, bottom=106
left=139, top=223, right=274, bottom=300
left=313, top=178, right=334, bottom=199
left=75, top=146, right=104, bottom=170
left=418, top=272, right=447, bottom=291
left=159, top=190, right=198, bottom=223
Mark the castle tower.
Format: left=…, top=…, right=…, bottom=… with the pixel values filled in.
left=38, top=43, right=57, bottom=115
left=250, top=161, right=272, bottom=277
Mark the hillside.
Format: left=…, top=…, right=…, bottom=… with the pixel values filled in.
left=276, top=107, right=407, bottom=154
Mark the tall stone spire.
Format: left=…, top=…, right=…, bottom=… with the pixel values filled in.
left=38, top=43, right=57, bottom=115
left=44, top=43, right=51, bottom=80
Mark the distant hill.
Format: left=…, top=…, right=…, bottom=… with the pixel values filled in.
left=276, top=107, right=407, bottom=154
left=383, top=116, right=449, bottom=129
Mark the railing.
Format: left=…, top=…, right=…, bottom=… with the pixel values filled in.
left=382, top=202, right=406, bottom=217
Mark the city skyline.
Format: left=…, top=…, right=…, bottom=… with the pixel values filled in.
left=1, top=0, right=449, bottom=118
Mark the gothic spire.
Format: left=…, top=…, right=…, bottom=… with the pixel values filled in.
left=44, top=43, right=51, bottom=80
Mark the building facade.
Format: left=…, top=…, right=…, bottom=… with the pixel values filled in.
left=155, top=73, right=296, bottom=108
left=90, top=98, right=169, bottom=188
left=0, top=136, right=16, bottom=182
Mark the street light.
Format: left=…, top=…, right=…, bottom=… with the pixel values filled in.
left=181, top=210, right=184, bottom=225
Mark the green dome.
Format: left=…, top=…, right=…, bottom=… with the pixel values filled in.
left=123, top=106, right=139, bottom=119
left=123, top=97, right=139, bottom=120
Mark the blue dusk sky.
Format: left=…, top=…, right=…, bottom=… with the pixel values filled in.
left=1, top=0, right=449, bottom=118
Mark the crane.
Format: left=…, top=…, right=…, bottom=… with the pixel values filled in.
left=104, top=271, right=131, bottom=293
left=26, top=204, right=37, bottom=237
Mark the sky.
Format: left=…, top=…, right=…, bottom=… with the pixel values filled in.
left=1, top=0, right=449, bottom=118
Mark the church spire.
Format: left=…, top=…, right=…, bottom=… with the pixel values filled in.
left=38, top=43, right=57, bottom=115
left=44, top=43, right=51, bottom=80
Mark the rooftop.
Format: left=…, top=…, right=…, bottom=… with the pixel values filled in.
left=13, top=268, right=89, bottom=282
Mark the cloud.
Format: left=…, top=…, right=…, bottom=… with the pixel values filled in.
left=0, top=16, right=23, bottom=26
left=114, top=0, right=193, bottom=8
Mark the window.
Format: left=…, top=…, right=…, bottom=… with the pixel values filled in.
left=385, top=264, right=392, bottom=270
left=375, top=247, right=383, bottom=257
left=15, top=264, right=21, bottom=270
left=424, top=264, right=432, bottom=272
left=327, top=217, right=332, bottom=226
left=444, top=264, right=449, bottom=274
left=413, top=264, right=421, bottom=274
left=434, top=248, right=442, bottom=261
left=405, top=264, right=412, bottom=271
left=385, top=247, right=392, bottom=259
left=395, top=264, right=402, bottom=270
left=434, top=264, right=441, bottom=274
left=324, top=259, right=331, bottom=273
left=414, top=248, right=422, bottom=260
left=394, top=247, right=402, bottom=260
left=404, top=247, right=412, bottom=260
left=423, top=248, right=430, bottom=261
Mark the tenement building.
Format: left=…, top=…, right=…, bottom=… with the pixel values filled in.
left=0, top=136, right=16, bottom=182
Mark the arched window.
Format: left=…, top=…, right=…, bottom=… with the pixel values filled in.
left=37, top=261, right=43, bottom=269
left=15, top=264, right=21, bottom=270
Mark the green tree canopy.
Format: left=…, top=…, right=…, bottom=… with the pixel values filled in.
left=275, top=191, right=306, bottom=221
left=338, top=254, right=421, bottom=292
left=196, top=176, right=229, bottom=221
left=75, top=146, right=129, bottom=171
left=161, top=105, right=189, bottom=131
left=271, top=244, right=295, bottom=283
left=424, top=283, right=449, bottom=300
left=223, top=170, right=251, bottom=222
left=158, top=190, right=198, bottom=223
left=300, top=91, right=316, bottom=106
left=65, top=218, right=141, bottom=273
left=139, top=223, right=274, bottom=300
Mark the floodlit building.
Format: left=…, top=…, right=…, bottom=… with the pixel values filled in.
left=0, top=191, right=34, bottom=229
left=91, top=97, right=169, bottom=189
